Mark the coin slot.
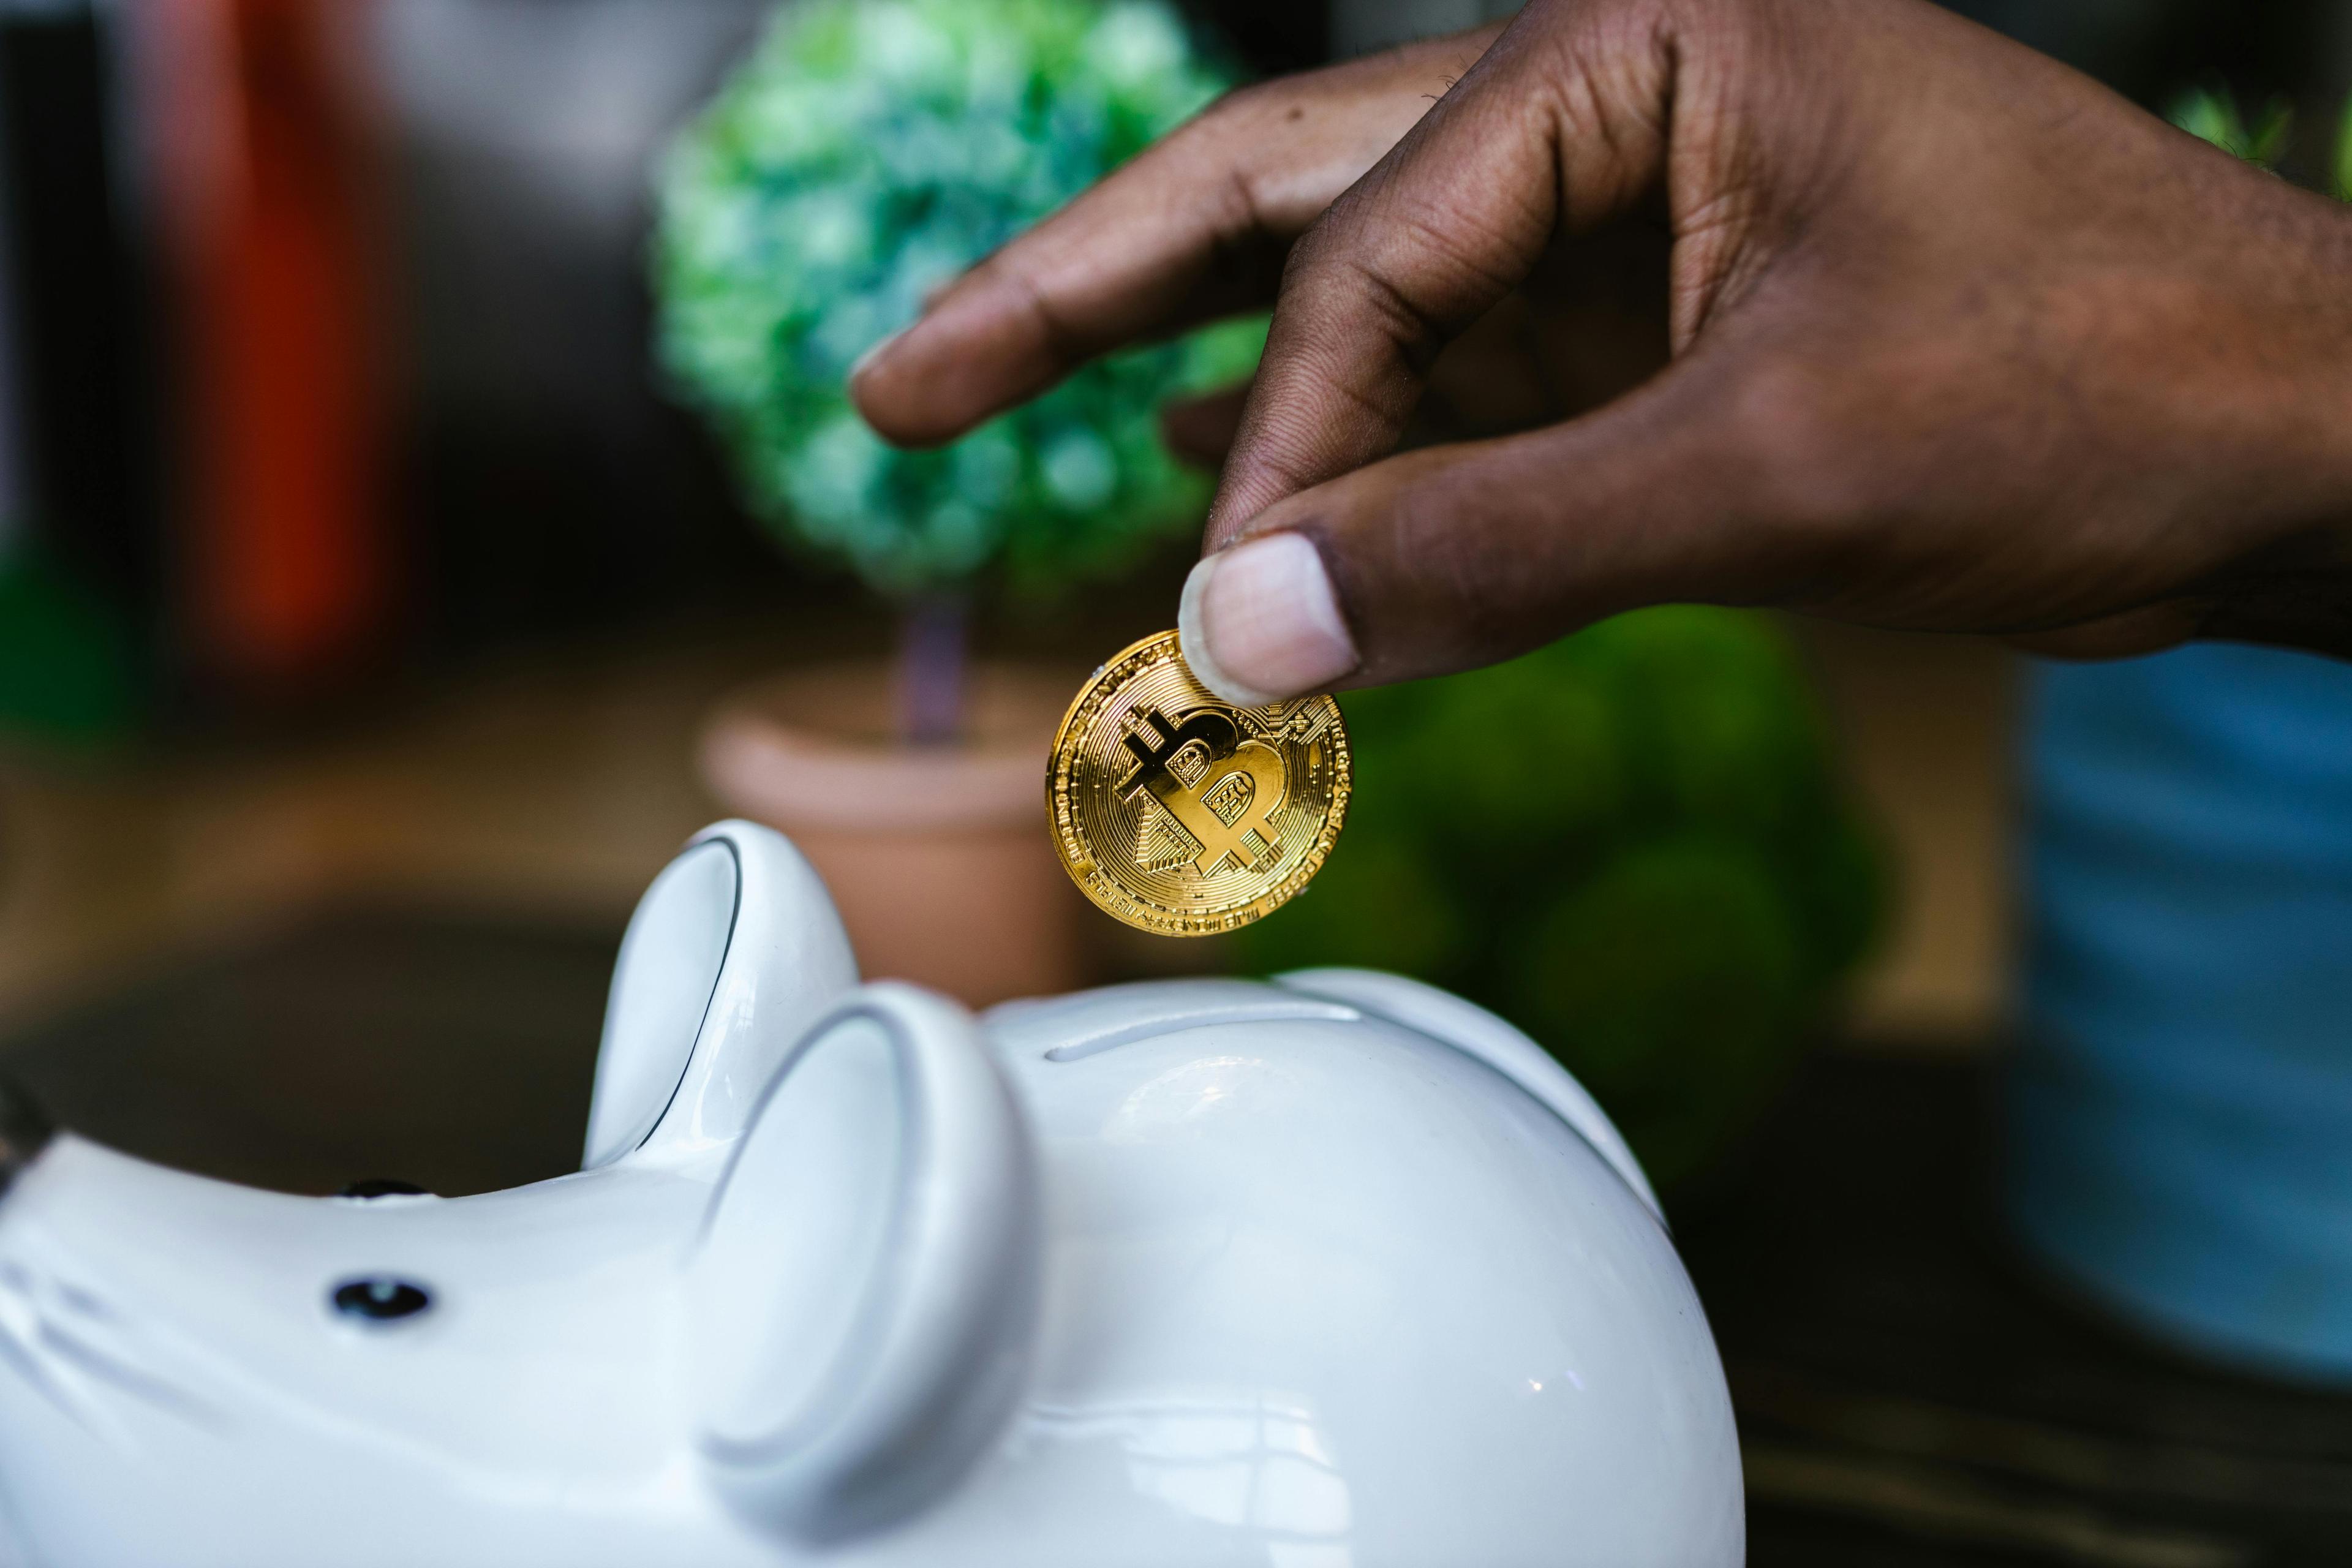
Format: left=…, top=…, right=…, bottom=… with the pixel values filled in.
left=1043, top=1000, right=1361, bottom=1063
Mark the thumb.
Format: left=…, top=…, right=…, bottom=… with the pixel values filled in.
left=1178, top=360, right=1797, bottom=700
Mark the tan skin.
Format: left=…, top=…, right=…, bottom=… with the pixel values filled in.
left=852, top=0, right=2352, bottom=693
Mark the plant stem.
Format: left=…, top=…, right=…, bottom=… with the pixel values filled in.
left=898, top=592, right=968, bottom=746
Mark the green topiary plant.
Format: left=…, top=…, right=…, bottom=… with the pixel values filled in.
left=1234, top=609, right=1883, bottom=1191
left=2169, top=85, right=2352, bottom=198
left=652, top=0, right=1263, bottom=739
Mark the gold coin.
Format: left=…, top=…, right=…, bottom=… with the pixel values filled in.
left=1046, top=630, right=1351, bottom=936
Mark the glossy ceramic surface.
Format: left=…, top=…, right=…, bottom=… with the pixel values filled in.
left=0, top=821, right=1741, bottom=1566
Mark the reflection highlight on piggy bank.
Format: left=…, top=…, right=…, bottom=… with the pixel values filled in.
left=0, top=821, right=1740, bottom=1566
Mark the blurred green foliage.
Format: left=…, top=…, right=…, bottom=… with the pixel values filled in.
left=652, top=0, right=1264, bottom=599
left=1237, top=609, right=1883, bottom=1189
left=0, top=549, right=138, bottom=744
left=2167, top=85, right=2352, bottom=200
left=2169, top=87, right=2293, bottom=168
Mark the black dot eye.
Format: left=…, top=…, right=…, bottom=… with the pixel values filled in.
left=331, top=1277, right=432, bottom=1324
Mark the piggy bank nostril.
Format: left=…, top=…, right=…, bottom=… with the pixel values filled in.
left=0, top=1075, right=53, bottom=1196
left=330, top=1277, right=432, bottom=1324
left=337, top=1178, right=431, bottom=1200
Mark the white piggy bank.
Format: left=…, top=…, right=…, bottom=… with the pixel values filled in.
left=0, top=821, right=1741, bottom=1567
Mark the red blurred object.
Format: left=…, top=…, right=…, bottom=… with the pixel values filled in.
left=141, top=0, right=391, bottom=703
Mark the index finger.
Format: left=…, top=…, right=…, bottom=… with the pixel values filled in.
left=1205, top=1, right=1678, bottom=544
left=850, top=26, right=1503, bottom=450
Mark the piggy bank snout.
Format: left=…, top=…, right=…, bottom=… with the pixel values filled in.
left=690, top=983, right=1042, bottom=1545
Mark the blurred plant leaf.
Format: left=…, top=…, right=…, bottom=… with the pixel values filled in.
left=2168, top=86, right=2293, bottom=169
left=2331, top=99, right=2352, bottom=202
left=651, top=0, right=1262, bottom=601
left=1235, top=608, right=1885, bottom=1191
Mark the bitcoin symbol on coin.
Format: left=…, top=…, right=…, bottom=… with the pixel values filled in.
left=1047, top=630, right=1349, bottom=936
left=1117, top=707, right=1288, bottom=875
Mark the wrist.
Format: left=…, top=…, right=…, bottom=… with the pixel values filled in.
left=2183, top=196, right=2352, bottom=658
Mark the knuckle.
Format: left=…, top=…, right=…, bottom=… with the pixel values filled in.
left=1159, top=84, right=1287, bottom=238
left=1151, top=85, right=1255, bottom=175
left=1280, top=238, right=1443, bottom=373
left=1276, top=214, right=1356, bottom=300
left=1184, top=79, right=1287, bottom=156
left=970, top=248, right=1086, bottom=366
left=1281, top=202, right=1485, bottom=351
left=1650, top=0, right=1760, bottom=35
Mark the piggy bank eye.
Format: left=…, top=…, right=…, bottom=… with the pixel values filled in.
left=330, top=1277, right=432, bottom=1324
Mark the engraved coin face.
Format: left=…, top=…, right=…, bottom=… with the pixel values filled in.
left=1047, top=630, right=1351, bottom=936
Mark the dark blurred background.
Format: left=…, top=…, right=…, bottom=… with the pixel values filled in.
left=3, top=4, right=2350, bottom=1564
left=0, top=0, right=1332, bottom=729
left=0, top=0, right=2339, bottom=1075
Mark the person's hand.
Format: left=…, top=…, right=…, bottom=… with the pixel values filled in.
left=853, top=0, right=2352, bottom=702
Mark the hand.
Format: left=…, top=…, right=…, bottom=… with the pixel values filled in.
left=853, top=0, right=2352, bottom=702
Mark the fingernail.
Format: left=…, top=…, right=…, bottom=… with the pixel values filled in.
left=1178, top=532, right=1359, bottom=706
left=848, top=324, right=908, bottom=386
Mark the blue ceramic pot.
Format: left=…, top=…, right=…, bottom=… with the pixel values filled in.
left=2014, top=644, right=2352, bottom=1382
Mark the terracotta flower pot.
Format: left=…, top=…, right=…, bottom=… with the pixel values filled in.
left=698, top=663, right=1088, bottom=1008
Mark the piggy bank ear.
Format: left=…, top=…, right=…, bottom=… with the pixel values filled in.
left=583, top=821, right=858, bottom=1169
left=688, top=982, right=1040, bottom=1543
